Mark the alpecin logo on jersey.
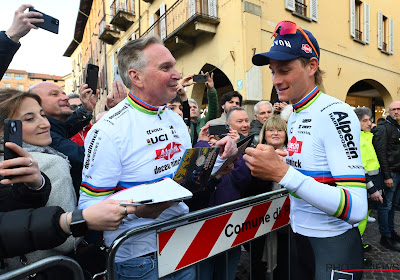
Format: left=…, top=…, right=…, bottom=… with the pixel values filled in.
left=287, top=136, right=303, bottom=156
left=155, top=142, right=181, bottom=160
left=329, top=112, right=358, bottom=159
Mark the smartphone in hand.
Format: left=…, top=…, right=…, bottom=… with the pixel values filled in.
left=193, top=74, right=207, bottom=83
left=86, top=64, right=99, bottom=95
left=209, top=124, right=230, bottom=137
left=3, top=119, right=23, bottom=179
left=29, top=8, right=59, bottom=34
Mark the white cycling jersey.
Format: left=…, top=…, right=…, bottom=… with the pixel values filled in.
left=279, top=86, right=367, bottom=238
left=78, top=92, right=192, bottom=262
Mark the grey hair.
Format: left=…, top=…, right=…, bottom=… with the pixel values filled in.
left=280, top=104, right=293, bottom=122
left=354, top=107, right=372, bottom=121
left=254, top=100, right=273, bottom=115
left=188, top=98, right=198, bottom=108
left=67, top=93, right=80, bottom=99
left=117, top=35, right=163, bottom=89
left=226, top=107, right=246, bottom=122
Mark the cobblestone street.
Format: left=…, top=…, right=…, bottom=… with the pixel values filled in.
left=362, top=210, right=400, bottom=280
left=236, top=210, right=400, bottom=279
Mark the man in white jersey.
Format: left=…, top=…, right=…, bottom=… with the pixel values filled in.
left=244, top=21, right=367, bottom=279
left=78, top=36, right=236, bottom=280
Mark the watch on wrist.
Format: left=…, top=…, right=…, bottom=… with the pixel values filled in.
left=70, top=209, right=89, bottom=237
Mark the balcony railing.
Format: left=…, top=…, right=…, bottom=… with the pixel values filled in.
left=142, top=0, right=219, bottom=52
left=382, top=42, right=387, bottom=52
left=295, top=0, right=307, bottom=17
left=355, top=29, right=362, bottom=41
left=110, top=0, right=135, bottom=30
left=99, top=14, right=120, bottom=45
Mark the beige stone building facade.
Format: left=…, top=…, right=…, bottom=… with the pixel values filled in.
left=0, top=69, right=64, bottom=92
left=66, top=0, right=400, bottom=121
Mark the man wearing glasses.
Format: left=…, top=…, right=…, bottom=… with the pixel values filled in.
left=244, top=21, right=367, bottom=279
left=373, top=101, right=400, bottom=251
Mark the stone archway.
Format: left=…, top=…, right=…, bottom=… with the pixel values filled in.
left=345, top=79, right=391, bottom=122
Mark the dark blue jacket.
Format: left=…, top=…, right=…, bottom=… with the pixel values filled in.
left=48, top=107, right=92, bottom=194
left=209, top=153, right=252, bottom=207
left=0, top=31, right=20, bottom=80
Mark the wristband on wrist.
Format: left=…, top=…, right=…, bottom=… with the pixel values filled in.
left=64, top=212, right=72, bottom=235
left=28, top=175, right=46, bottom=191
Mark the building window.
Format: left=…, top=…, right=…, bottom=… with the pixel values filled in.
left=350, top=0, right=370, bottom=44
left=3, top=83, right=10, bottom=89
left=378, top=11, right=393, bottom=54
left=355, top=0, right=362, bottom=40
left=295, top=0, right=307, bottom=17
left=285, top=0, right=318, bottom=21
left=14, top=74, right=25, bottom=80
left=17, top=84, right=24, bottom=91
left=2, top=73, right=12, bottom=79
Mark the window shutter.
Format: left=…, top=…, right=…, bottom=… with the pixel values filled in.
left=364, top=2, right=370, bottom=44
left=310, top=0, right=318, bottom=22
left=285, top=0, right=295, bottom=12
left=350, top=0, right=355, bottom=38
left=189, top=0, right=196, bottom=17
left=160, top=3, right=166, bottom=40
left=377, top=11, right=383, bottom=49
left=149, top=14, right=155, bottom=35
left=389, top=18, right=394, bottom=54
left=131, top=0, right=135, bottom=14
left=208, top=0, right=217, bottom=18
left=131, top=33, right=136, bottom=41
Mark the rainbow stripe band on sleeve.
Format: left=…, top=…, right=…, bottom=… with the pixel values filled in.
left=80, top=182, right=125, bottom=197
left=334, top=189, right=352, bottom=221
left=334, top=175, right=366, bottom=189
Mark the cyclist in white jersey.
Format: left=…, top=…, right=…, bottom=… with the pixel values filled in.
left=78, top=36, right=236, bottom=280
left=244, top=21, right=367, bottom=280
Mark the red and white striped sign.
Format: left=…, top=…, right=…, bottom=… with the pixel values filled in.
left=157, top=195, right=290, bottom=278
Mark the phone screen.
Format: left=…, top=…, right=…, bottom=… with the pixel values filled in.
left=193, top=74, right=207, bottom=83
left=29, top=8, right=59, bottom=34
left=86, top=64, right=99, bottom=94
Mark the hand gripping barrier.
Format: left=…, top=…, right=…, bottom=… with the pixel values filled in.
left=107, top=188, right=290, bottom=279
left=0, top=256, right=85, bottom=280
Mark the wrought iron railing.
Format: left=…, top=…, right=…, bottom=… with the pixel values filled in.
left=110, top=0, right=134, bottom=17
left=355, top=29, right=362, bottom=41
left=142, top=0, right=218, bottom=39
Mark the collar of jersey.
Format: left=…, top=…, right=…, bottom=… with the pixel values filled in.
left=127, top=91, right=166, bottom=115
left=293, top=86, right=321, bottom=113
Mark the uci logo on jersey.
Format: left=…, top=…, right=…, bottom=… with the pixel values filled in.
left=147, top=134, right=168, bottom=145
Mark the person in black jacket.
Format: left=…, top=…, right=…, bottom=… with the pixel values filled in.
left=373, top=101, right=400, bottom=251
left=0, top=4, right=43, bottom=80
left=0, top=130, right=137, bottom=261
left=27, top=82, right=96, bottom=195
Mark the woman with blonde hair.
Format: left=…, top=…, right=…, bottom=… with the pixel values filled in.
left=258, top=115, right=288, bottom=150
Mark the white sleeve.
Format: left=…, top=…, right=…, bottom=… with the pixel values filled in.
left=78, top=127, right=122, bottom=210
left=280, top=109, right=368, bottom=224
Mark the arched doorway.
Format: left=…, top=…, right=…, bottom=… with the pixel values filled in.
left=345, top=79, right=391, bottom=122
left=191, top=64, right=234, bottom=117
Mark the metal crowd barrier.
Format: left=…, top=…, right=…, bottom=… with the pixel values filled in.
left=0, top=256, right=85, bottom=280
left=107, top=188, right=290, bottom=279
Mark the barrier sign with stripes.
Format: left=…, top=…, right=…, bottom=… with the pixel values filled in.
left=157, top=195, right=290, bottom=278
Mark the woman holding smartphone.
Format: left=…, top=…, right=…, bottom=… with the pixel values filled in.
left=0, top=89, right=136, bottom=278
